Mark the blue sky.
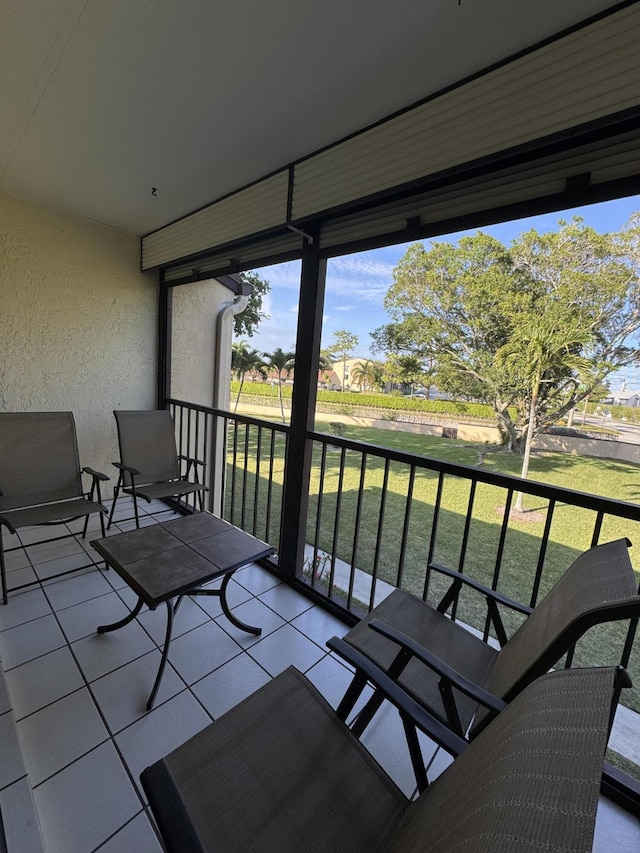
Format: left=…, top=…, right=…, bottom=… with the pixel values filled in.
left=247, top=194, right=640, bottom=386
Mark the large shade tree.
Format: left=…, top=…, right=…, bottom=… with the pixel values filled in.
left=233, top=271, right=271, bottom=338
left=372, top=216, right=640, bottom=454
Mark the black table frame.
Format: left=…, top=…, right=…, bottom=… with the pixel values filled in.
left=91, top=512, right=275, bottom=710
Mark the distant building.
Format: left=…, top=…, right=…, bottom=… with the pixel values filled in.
left=324, top=357, right=367, bottom=391
left=607, top=389, right=640, bottom=407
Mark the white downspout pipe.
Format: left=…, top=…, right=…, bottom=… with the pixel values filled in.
left=210, top=291, right=249, bottom=515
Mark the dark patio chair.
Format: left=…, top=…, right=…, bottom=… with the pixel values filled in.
left=108, top=410, right=207, bottom=529
left=334, top=537, right=640, bottom=740
left=141, top=660, right=629, bottom=853
left=0, top=411, right=108, bottom=604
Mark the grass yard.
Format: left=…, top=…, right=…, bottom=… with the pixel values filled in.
left=225, top=419, right=640, bottom=725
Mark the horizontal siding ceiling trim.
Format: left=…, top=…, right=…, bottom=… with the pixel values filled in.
left=142, top=3, right=640, bottom=272
left=142, top=170, right=290, bottom=270
left=317, top=131, right=640, bottom=254
left=291, top=3, right=640, bottom=220
left=162, top=230, right=304, bottom=284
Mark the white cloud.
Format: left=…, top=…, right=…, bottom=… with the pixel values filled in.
left=325, top=251, right=394, bottom=305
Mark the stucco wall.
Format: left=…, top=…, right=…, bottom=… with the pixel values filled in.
left=170, top=278, right=232, bottom=409
left=0, top=192, right=157, bottom=485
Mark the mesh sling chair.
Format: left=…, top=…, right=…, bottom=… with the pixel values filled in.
left=141, top=661, right=630, bottom=853
left=0, top=412, right=108, bottom=605
left=108, top=410, right=207, bottom=529
left=333, top=537, right=640, bottom=741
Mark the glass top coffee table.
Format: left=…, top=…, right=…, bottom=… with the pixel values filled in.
left=92, top=512, right=275, bottom=709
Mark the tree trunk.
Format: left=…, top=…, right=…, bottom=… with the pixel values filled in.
left=494, top=407, right=518, bottom=451
left=581, top=394, right=590, bottom=426
left=234, top=376, right=244, bottom=412
left=514, top=379, right=539, bottom=513
left=277, top=378, right=285, bottom=422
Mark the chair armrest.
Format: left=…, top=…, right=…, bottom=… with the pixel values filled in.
left=178, top=454, right=204, bottom=467
left=327, top=636, right=468, bottom=758
left=82, top=467, right=110, bottom=482
left=113, top=462, right=141, bottom=476
left=369, top=618, right=507, bottom=717
left=432, top=562, right=532, bottom=616
left=0, top=513, right=17, bottom=535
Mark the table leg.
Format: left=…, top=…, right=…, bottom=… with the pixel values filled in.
left=147, top=600, right=174, bottom=711
left=219, top=573, right=262, bottom=635
left=97, top=596, right=144, bottom=633
left=190, top=573, right=263, bottom=636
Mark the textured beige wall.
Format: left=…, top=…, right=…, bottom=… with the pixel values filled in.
left=0, top=192, right=157, bottom=486
left=170, top=278, right=230, bottom=408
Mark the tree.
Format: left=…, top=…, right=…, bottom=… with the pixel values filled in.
left=350, top=359, right=383, bottom=392
left=495, top=313, right=591, bottom=511
left=328, top=330, right=358, bottom=390
left=231, top=341, right=266, bottom=412
left=233, top=271, right=271, bottom=338
left=373, top=217, right=640, bottom=454
left=263, top=347, right=295, bottom=422
left=382, top=353, right=434, bottom=396
left=317, top=350, right=334, bottom=388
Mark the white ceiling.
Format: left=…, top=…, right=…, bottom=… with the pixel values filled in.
left=0, top=0, right=622, bottom=236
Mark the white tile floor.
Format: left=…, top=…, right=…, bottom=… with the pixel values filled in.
left=0, top=499, right=639, bottom=852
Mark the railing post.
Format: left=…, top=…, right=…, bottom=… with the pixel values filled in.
left=157, top=271, right=172, bottom=410
left=278, top=226, right=325, bottom=582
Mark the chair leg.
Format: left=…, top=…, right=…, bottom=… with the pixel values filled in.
left=350, top=689, right=385, bottom=737
left=402, top=713, right=429, bottom=793
left=85, top=480, right=107, bottom=540
left=335, top=672, right=369, bottom=724
left=107, top=473, right=124, bottom=529
left=0, top=539, right=7, bottom=605
left=132, top=494, right=141, bottom=529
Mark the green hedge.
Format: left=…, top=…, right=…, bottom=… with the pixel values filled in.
left=234, top=382, right=292, bottom=398
left=231, top=382, right=497, bottom=420
left=232, top=382, right=640, bottom=425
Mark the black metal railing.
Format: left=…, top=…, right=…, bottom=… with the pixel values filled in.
left=169, top=399, right=289, bottom=554
left=168, top=398, right=640, bottom=800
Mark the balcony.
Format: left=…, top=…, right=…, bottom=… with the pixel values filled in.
left=1, top=492, right=639, bottom=852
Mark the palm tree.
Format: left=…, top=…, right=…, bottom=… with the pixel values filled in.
left=350, top=359, right=380, bottom=392
left=263, top=347, right=295, bottom=421
left=231, top=342, right=266, bottom=412
left=317, top=350, right=333, bottom=388
left=496, top=316, right=591, bottom=512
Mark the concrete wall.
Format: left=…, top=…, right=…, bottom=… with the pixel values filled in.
left=534, top=433, right=640, bottom=464
left=0, top=192, right=157, bottom=484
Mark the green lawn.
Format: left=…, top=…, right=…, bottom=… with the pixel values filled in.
left=225, top=419, right=640, bottom=729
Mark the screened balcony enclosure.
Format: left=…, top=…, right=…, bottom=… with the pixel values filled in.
left=4, top=1, right=640, bottom=850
